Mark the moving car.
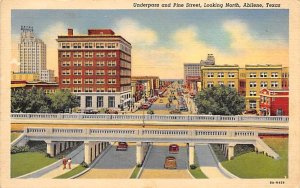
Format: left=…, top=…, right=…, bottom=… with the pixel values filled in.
left=169, top=144, right=179, bottom=154
left=116, top=142, right=128, bottom=151
left=164, top=156, right=177, bottom=169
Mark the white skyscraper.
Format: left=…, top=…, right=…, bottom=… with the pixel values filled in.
left=18, top=26, right=46, bottom=79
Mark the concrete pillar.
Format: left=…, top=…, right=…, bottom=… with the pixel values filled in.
left=56, top=142, right=61, bottom=155
left=96, top=142, right=99, bottom=156
left=81, top=95, right=86, bottom=109
left=46, top=140, right=55, bottom=157
left=66, top=141, right=69, bottom=149
left=224, top=146, right=228, bottom=158
left=188, top=143, right=195, bottom=166
left=84, top=141, right=91, bottom=164
left=136, top=142, right=143, bottom=165
left=228, top=144, right=235, bottom=160
left=61, top=142, right=65, bottom=151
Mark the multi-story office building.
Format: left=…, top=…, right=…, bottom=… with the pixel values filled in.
left=57, top=28, right=132, bottom=110
left=201, top=65, right=240, bottom=91
left=19, top=26, right=47, bottom=79
left=201, top=64, right=287, bottom=113
left=244, top=64, right=283, bottom=112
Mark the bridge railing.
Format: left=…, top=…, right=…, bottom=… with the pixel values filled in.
left=24, top=127, right=259, bottom=140
left=11, top=113, right=289, bottom=123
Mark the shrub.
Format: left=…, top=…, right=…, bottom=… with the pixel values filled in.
left=136, top=164, right=142, bottom=168
left=81, top=161, right=89, bottom=168
left=147, top=109, right=154, bottom=115
left=190, top=164, right=197, bottom=169
left=11, top=145, right=30, bottom=154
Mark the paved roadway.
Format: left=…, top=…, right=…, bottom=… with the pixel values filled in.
left=140, top=143, right=192, bottom=179
left=79, top=143, right=136, bottom=179
left=195, top=144, right=229, bottom=178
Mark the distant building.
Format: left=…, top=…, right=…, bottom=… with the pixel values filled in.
left=11, top=72, right=39, bottom=82
left=11, top=80, right=58, bottom=94
left=57, top=28, right=132, bottom=110
left=40, top=70, right=55, bottom=82
left=260, top=88, right=289, bottom=116
left=18, top=26, right=47, bottom=79
left=131, top=76, right=160, bottom=101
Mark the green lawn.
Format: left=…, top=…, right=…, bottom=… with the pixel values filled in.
left=221, top=138, right=288, bottom=178
left=130, top=166, right=141, bottom=179
left=54, top=165, right=86, bottom=179
left=11, top=152, right=58, bottom=178
left=11, top=132, right=22, bottom=142
left=189, top=167, right=208, bottom=178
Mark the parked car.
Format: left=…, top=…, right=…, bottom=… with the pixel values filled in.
left=105, top=109, right=119, bottom=114
left=141, top=103, right=151, bottom=109
left=116, top=142, right=128, bottom=151
left=84, top=109, right=98, bottom=114
left=164, top=156, right=177, bottom=169
left=169, top=109, right=181, bottom=114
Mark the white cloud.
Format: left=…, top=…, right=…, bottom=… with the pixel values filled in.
left=115, top=18, right=158, bottom=46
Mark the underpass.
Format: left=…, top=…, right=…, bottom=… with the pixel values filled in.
left=140, top=143, right=192, bottom=179
left=78, top=143, right=136, bottom=179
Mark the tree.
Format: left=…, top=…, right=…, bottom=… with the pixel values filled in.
left=194, top=85, right=245, bottom=115
left=48, top=90, right=80, bottom=113
left=11, top=87, right=51, bottom=113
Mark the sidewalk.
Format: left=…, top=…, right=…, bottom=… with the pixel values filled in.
left=40, top=147, right=84, bottom=178
left=195, top=144, right=229, bottom=178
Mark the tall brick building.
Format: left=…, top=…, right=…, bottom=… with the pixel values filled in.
left=57, top=29, right=132, bottom=110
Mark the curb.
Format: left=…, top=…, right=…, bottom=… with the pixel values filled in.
left=69, top=143, right=113, bottom=179
left=135, top=144, right=153, bottom=179
left=207, top=144, right=239, bottom=179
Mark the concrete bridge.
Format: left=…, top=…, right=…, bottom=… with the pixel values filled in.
left=13, top=127, right=281, bottom=167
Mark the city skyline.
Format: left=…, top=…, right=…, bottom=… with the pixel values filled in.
left=11, top=9, right=289, bottom=79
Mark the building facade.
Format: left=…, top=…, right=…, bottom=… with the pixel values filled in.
left=40, top=70, right=55, bottom=82
left=19, top=26, right=47, bottom=79
left=131, top=76, right=160, bottom=101
left=11, top=72, right=39, bottom=82
left=57, top=29, right=132, bottom=110
left=260, top=88, right=289, bottom=116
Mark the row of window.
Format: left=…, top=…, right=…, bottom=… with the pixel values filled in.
left=206, top=72, right=236, bottom=78
left=62, top=61, right=117, bottom=67
left=249, top=72, right=279, bottom=78
left=207, top=81, right=235, bottom=88
left=61, top=51, right=118, bottom=58
left=62, top=69, right=117, bottom=76
left=74, top=88, right=117, bottom=93
left=249, top=81, right=279, bottom=88
left=85, top=96, right=115, bottom=108
left=62, top=78, right=117, bottom=84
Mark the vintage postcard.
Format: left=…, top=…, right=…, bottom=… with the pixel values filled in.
left=1, top=0, right=300, bottom=187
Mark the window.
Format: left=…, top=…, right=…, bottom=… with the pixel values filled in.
left=62, top=70, right=70, bottom=75
left=250, top=91, right=257, bottom=96
left=73, top=87, right=82, bottom=92
left=85, top=70, right=93, bottom=75
left=74, top=70, right=82, bottom=75
left=108, top=79, right=116, bottom=84
left=84, top=88, right=93, bottom=92
left=73, top=52, right=82, bottom=58
left=62, top=43, right=70, bottom=48
left=207, top=82, right=214, bottom=88
left=271, top=72, right=278, bottom=78
left=96, top=43, right=105, bottom=48
left=261, top=81, right=268, bottom=87
left=249, top=100, right=256, bottom=109
left=249, top=72, right=256, bottom=78
left=84, top=52, right=93, bottom=58
left=108, top=52, right=117, bottom=57
left=61, top=52, right=71, bottom=58
left=96, top=52, right=105, bottom=57
left=73, top=78, right=82, bottom=84
left=108, top=70, right=116, bottom=75
left=96, top=61, right=105, bottom=66
left=260, top=72, right=268, bottom=78
left=96, top=70, right=105, bottom=75
left=84, top=79, right=93, bottom=84
left=228, top=81, right=235, bottom=88
left=73, top=61, right=82, bottom=67
left=218, top=81, right=224, bottom=86
left=271, top=81, right=279, bottom=88
left=96, top=88, right=105, bottom=92
left=217, top=72, right=224, bottom=78
left=107, top=61, right=116, bottom=66
left=250, top=82, right=257, bottom=88
left=96, top=79, right=105, bottom=84
left=207, top=72, right=214, bottom=78
left=97, top=96, right=103, bottom=108
left=62, top=79, right=70, bottom=84
left=85, top=96, right=92, bottom=108
left=84, top=43, right=93, bottom=48
left=108, top=96, right=115, bottom=107
left=108, top=88, right=116, bottom=92
left=62, top=61, right=70, bottom=67
left=85, top=61, right=93, bottom=66
left=228, top=72, right=235, bottom=78
left=73, top=43, right=81, bottom=49
left=107, top=43, right=116, bottom=49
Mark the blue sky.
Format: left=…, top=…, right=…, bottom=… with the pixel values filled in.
left=11, top=9, right=289, bottom=78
